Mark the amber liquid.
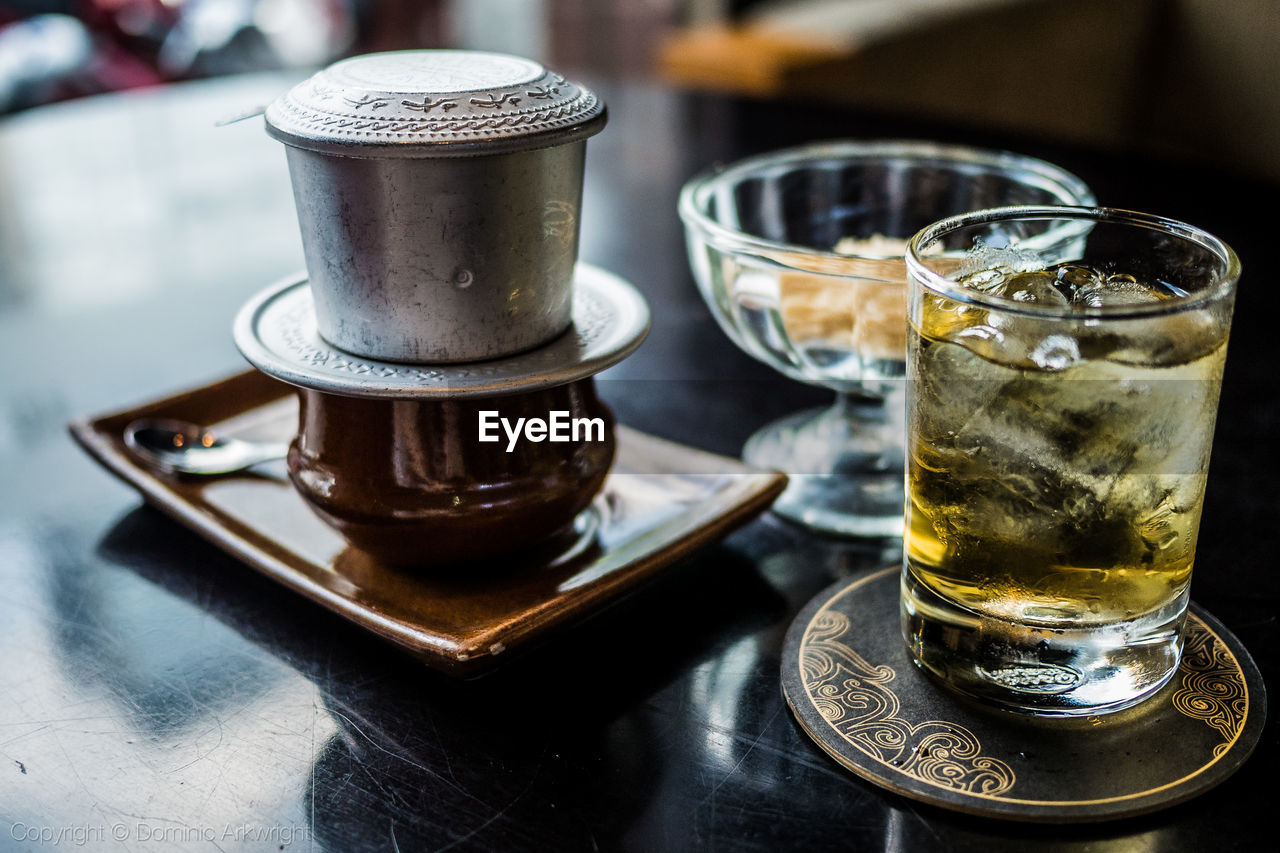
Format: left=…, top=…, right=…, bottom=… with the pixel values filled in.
left=906, top=327, right=1224, bottom=628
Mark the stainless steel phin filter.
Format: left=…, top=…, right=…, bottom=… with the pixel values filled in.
left=265, top=50, right=607, bottom=363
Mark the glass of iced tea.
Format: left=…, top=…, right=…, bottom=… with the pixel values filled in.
left=902, top=206, right=1240, bottom=716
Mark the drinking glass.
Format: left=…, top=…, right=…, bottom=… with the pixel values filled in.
left=679, top=141, right=1094, bottom=536
left=902, top=205, right=1240, bottom=715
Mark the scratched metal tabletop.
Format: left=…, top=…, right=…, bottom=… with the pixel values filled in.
left=0, top=72, right=1274, bottom=851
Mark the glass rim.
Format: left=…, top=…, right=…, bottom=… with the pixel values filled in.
left=906, top=205, right=1242, bottom=319
left=676, top=139, right=1097, bottom=271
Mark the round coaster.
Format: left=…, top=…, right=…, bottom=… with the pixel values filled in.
left=781, top=566, right=1266, bottom=823
left=233, top=263, right=650, bottom=398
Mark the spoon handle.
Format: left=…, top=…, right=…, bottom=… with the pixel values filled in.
left=123, top=419, right=289, bottom=476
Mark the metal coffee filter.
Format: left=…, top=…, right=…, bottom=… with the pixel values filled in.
left=265, top=50, right=608, bottom=364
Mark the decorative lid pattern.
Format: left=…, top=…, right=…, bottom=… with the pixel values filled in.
left=265, top=50, right=606, bottom=157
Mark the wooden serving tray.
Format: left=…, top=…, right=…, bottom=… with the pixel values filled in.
left=71, top=370, right=786, bottom=676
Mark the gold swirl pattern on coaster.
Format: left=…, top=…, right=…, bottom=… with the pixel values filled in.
left=801, top=610, right=1016, bottom=796
left=1172, top=626, right=1247, bottom=757
left=783, top=567, right=1266, bottom=820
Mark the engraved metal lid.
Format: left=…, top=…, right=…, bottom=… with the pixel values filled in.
left=264, top=50, right=607, bottom=157
left=234, top=264, right=650, bottom=398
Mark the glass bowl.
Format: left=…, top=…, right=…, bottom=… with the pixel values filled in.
left=678, top=140, right=1095, bottom=537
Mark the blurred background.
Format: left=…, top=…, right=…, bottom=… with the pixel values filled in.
left=1, top=0, right=1277, bottom=179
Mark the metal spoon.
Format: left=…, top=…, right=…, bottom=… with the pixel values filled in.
left=124, top=418, right=288, bottom=476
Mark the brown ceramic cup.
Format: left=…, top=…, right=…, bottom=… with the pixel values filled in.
left=287, top=378, right=615, bottom=567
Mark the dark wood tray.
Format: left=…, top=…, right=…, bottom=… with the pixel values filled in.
left=70, top=370, right=786, bottom=676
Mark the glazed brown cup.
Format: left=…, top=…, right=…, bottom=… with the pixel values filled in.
left=287, top=378, right=615, bottom=567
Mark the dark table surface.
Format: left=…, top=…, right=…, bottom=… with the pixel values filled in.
left=0, top=72, right=1274, bottom=852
